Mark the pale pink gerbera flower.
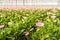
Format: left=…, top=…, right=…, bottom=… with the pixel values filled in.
left=51, top=15, right=56, bottom=19
left=47, top=12, right=52, bottom=15
left=36, top=22, right=44, bottom=27
left=8, top=22, right=12, bottom=25
left=24, top=32, right=29, bottom=36
left=0, top=25, right=4, bottom=29
left=30, top=28, right=34, bottom=31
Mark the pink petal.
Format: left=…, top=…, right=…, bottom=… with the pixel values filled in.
left=24, top=32, right=29, bottom=36
left=51, top=15, right=56, bottom=19
left=30, top=28, right=34, bottom=31
left=36, top=22, right=44, bottom=27
left=0, top=25, right=4, bottom=29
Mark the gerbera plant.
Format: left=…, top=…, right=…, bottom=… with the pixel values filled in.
left=0, top=9, right=60, bottom=40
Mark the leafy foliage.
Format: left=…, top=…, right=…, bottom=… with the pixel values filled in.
left=0, top=9, right=60, bottom=40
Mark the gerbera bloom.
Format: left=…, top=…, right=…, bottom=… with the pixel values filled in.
left=36, top=22, right=44, bottom=27
left=30, top=28, right=34, bottom=31
left=8, top=22, right=12, bottom=25
left=47, top=12, right=52, bottom=15
left=0, top=25, right=4, bottom=29
left=51, top=15, right=56, bottom=19
left=24, top=32, right=29, bottom=36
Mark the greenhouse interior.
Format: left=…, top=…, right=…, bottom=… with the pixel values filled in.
left=0, top=0, right=60, bottom=40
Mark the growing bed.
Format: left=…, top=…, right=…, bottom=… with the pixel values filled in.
left=0, top=8, right=60, bottom=40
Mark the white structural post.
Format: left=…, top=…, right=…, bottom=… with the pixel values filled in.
left=24, top=0, right=33, bottom=5
left=58, top=0, right=60, bottom=6
left=17, top=0, right=23, bottom=6
left=0, top=0, right=2, bottom=6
